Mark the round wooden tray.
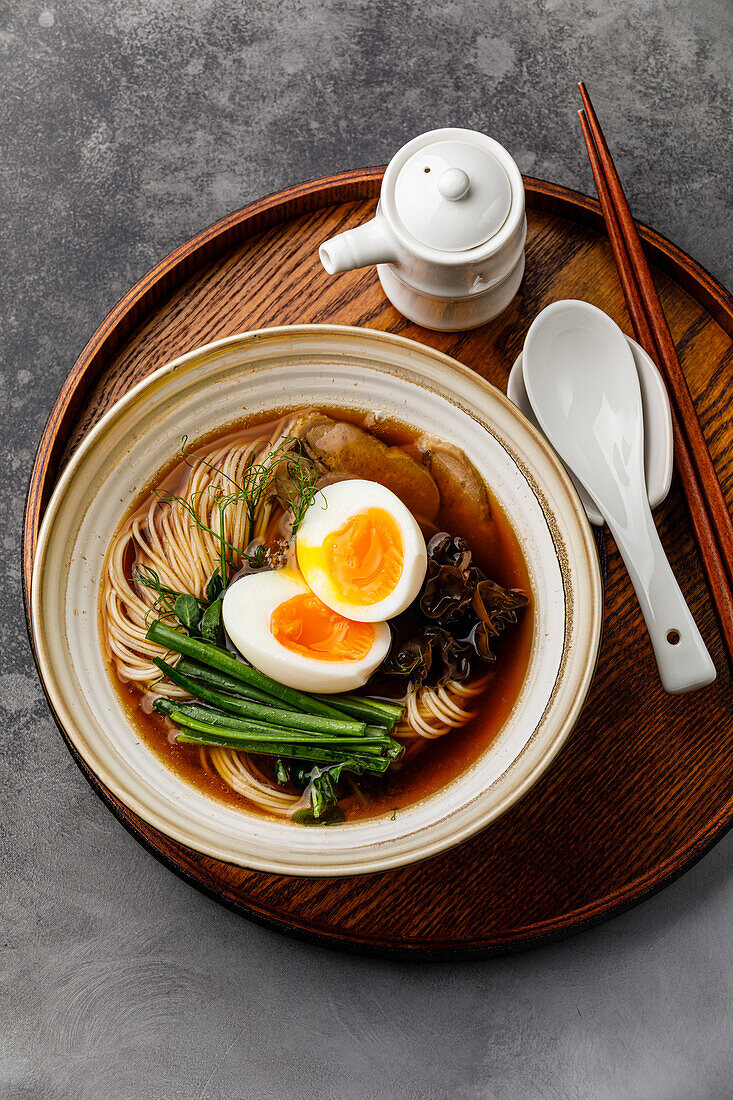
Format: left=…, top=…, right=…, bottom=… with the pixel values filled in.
left=23, top=170, right=733, bottom=958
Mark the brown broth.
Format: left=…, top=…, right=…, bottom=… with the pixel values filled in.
left=104, top=408, right=534, bottom=823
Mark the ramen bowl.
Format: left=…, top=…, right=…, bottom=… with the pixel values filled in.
left=31, top=325, right=602, bottom=876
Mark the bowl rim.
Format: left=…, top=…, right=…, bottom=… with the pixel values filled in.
left=30, top=323, right=603, bottom=875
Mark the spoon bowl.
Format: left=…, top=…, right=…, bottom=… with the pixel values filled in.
left=507, top=335, right=673, bottom=525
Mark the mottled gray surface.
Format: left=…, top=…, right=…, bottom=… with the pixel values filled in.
left=1, top=1, right=732, bottom=1097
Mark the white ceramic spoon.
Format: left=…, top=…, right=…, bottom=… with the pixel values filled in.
left=523, top=299, right=716, bottom=695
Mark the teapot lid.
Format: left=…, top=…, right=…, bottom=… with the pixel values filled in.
left=391, top=130, right=514, bottom=253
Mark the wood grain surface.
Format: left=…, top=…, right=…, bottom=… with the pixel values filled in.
left=23, top=171, right=733, bottom=957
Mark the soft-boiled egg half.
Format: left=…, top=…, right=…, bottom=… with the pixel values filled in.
left=296, top=480, right=427, bottom=622
left=222, top=569, right=391, bottom=693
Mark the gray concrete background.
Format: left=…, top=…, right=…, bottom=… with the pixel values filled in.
left=1, top=2, right=731, bottom=1097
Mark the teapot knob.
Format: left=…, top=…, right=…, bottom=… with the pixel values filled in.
left=437, top=167, right=470, bottom=201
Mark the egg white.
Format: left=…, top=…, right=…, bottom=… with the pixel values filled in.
left=222, top=569, right=391, bottom=693
left=296, top=479, right=427, bottom=622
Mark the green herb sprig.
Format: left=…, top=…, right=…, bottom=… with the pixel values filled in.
left=157, top=435, right=323, bottom=585
left=133, top=565, right=225, bottom=640
left=133, top=565, right=207, bottom=621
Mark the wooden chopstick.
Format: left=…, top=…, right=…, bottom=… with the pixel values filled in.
left=578, top=82, right=733, bottom=594
left=577, top=88, right=733, bottom=666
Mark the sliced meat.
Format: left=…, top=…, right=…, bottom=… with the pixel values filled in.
left=414, top=435, right=496, bottom=550
left=297, top=415, right=441, bottom=521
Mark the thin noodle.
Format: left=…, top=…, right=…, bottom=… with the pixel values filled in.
left=103, top=424, right=302, bottom=742
left=397, top=675, right=491, bottom=740
left=206, top=748, right=298, bottom=815
left=103, top=417, right=491, bottom=813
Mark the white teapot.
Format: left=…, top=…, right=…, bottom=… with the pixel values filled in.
left=319, top=128, right=526, bottom=331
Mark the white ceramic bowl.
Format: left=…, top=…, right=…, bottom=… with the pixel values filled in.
left=31, top=325, right=602, bottom=876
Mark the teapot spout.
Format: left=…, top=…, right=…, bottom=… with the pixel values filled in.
left=319, top=216, right=397, bottom=274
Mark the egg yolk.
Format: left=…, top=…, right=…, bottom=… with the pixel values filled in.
left=270, top=592, right=376, bottom=662
left=313, top=507, right=404, bottom=606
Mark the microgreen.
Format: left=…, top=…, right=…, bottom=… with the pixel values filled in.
left=159, top=435, right=322, bottom=582
left=133, top=565, right=207, bottom=625
left=133, top=566, right=224, bottom=640
left=174, top=594, right=200, bottom=633
left=291, top=763, right=350, bottom=824
left=205, top=568, right=225, bottom=604
left=200, top=598, right=222, bottom=642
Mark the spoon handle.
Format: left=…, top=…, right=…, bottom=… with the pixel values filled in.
left=605, top=499, right=716, bottom=694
